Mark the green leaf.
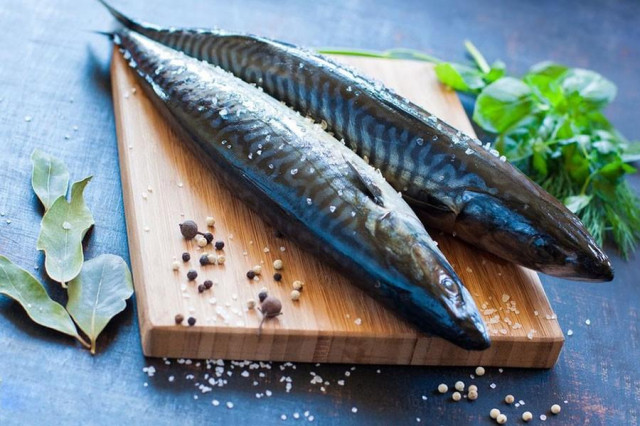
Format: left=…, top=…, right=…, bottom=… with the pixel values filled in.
left=532, top=141, right=549, bottom=176
left=36, top=177, right=94, bottom=286
left=0, top=255, right=80, bottom=339
left=473, top=77, right=535, bottom=133
left=66, top=254, right=133, bottom=354
left=564, top=194, right=593, bottom=213
left=562, top=142, right=591, bottom=183
left=485, top=60, right=506, bottom=83
left=528, top=61, right=568, bottom=79
left=30, top=149, right=69, bottom=211
left=434, top=62, right=486, bottom=92
left=560, top=69, right=617, bottom=108
left=598, top=160, right=637, bottom=183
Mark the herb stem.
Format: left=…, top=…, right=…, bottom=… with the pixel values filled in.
left=317, top=47, right=442, bottom=63
left=464, top=40, right=491, bottom=74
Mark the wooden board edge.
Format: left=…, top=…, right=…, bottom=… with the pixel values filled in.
left=110, top=51, right=155, bottom=346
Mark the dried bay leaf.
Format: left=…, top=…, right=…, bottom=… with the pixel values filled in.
left=31, top=149, right=70, bottom=211
left=66, top=254, right=133, bottom=354
left=0, top=255, right=83, bottom=341
left=36, top=177, right=94, bottom=286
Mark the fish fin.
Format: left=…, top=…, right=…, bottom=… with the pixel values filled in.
left=345, top=159, right=385, bottom=207
left=86, top=30, right=115, bottom=39
left=402, top=192, right=455, bottom=213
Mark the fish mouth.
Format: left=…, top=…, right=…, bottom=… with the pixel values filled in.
left=441, top=276, right=491, bottom=350
left=450, top=192, right=614, bottom=281
left=401, top=240, right=490, bottom=350
left=538, top=245, right=614, bottom=282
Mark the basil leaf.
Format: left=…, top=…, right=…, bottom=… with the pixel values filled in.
left=528, top=61, right=568, bottom=79
left=36, top=177, right=94, bottom=286
left=66, top=254, right=133, bottom=354
left=434, top=62, right=486, bottom=93
left=560, top=69, right=617, bottom=108
left=564, top=195, right=593, bottom=213
left=31, top=149, right=69, bottom=211
left=473, top=77, right=535, bottom=133
left=0, top=255, right=80, bottom=339
left=485, top=60, right=506, bottom=83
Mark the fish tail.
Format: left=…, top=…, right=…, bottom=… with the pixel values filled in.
left=96, top=0, right=149, bottom=34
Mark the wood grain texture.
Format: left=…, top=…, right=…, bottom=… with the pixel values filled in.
left=110, top=48, right=563, bottom=367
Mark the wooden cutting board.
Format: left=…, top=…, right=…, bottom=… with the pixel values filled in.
left=110, top=48, right=564, bottom=368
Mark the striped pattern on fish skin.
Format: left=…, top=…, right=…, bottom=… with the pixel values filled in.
left=113, top=29, right=490, bottom=350
left=100, top=2, right=613, bottom=282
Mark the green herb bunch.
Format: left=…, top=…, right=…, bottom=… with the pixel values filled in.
left=319, top=42, right=640, bottom=258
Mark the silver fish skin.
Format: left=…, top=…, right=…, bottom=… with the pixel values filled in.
left=112, top=29, right=490, bottom=350
left=100, top=2, right=613, bottom=282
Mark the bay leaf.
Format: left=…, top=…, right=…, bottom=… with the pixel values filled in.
left=36, top=177, right=94, bottom=286
left=31, top=149, right=70, bottom=211
left=0, top=255, right=80, bottom=339
left=66, top=254, right=133, bottom=354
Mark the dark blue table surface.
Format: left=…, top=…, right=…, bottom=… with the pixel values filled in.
left=1, top=1, right=639, bottom=424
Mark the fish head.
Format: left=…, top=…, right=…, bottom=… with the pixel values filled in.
left=369, top=209, right=491, bottom=350
left=455, top=191, right=613, bottom=281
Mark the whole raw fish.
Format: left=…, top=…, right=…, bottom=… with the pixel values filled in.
left=112, top=29, right=490, bottom=349
left=101, top=2, right=613, bottom=281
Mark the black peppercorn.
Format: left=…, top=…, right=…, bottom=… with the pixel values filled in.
left=182, top=252, right=191, bottom=262
left=198, top=284, right=205, bottom=293
left=273, top=272, right=282, bottom=282
left=187, top=269, right=198, bottom=281
left=203, top=279, right=213, bottom=289
left=246, top=270, right=256, bottom=279
left=199, top=254, right=210, bottom=266
left=179, top=220, right=199, bottom=239
left=258, top=290, right=268, bottom=303
left=203, top=232, right=214, bottom=244
left=258, top=296, right=283, bottom=335
left=187, top=316, right=196, bottom=326
left=174, top=314, right=184, bottom=324
left=214, top=241, right=225, bottom=250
